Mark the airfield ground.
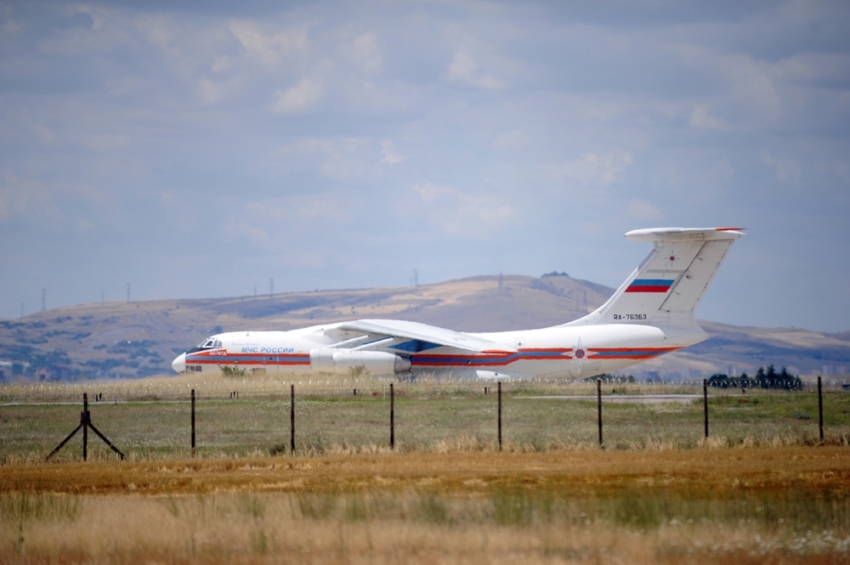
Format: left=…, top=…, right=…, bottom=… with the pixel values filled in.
left=1, top=380, right=849, bottom=563
left=2, top=377, right=849, bottom=460
left=1, top=448, right=849, bottom=564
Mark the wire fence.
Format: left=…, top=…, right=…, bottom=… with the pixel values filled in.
left=2, top=376, right=849, bottom=464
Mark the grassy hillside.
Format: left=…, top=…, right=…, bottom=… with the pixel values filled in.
left=0, top=273, right=848, bottom=381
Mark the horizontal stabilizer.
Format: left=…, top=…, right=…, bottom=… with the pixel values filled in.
left=625, top=227, right=745, bottom=242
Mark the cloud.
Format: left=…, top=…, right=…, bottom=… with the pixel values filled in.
left=0, top=173, right=56, bottom=221
left=647, top=152, right=737, bottom=205
left=627, top=200, right=663, bottom=222
left=772, top=52, right=850, bottom=86
left=1, top=5, right=20, bottom=35
left=411, top=183, right=514, bottom=238
left=349, top=32, right=381, bottom=74
left=224, top=193, right=353, bottom=251
left=380, top=139, right=404, bottom=164
left=689, top=105, right=726, bottom=130
left=229, top=20, right=307, bottom=67
left=492, top=130, right=528, bottom=150
left=198, top=78, right=230, bottom=105
left=224, top=221, right=270, bottom=244
left=446, top=52, right=504, bottom=90
left=272, top=78, right=322, bottom=114
left=555, top=151, right=635, bottom=186
left=759, top=149, right=801, bottom=183
left=38, top=6, right=131, bottom=56
left=272, top=137, right=372, bottom=180
left=69, top=4, right=109, bottom=30
left=831, top=160, right=850, bottom=185
left=0, top=172, right=109, bottom=229
left=676, top=45, right=784, bottom=125
left=247, top=194, right=352, bottom=224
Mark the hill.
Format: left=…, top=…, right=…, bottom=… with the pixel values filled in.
left=1, top=274, right=848, bottom=381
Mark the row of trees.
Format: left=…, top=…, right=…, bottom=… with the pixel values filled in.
left=708, top=364, right=803, bottom=390
left=583, top=374, right=637, bottom=383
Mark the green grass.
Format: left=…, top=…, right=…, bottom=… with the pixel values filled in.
left=1, top=383, right=849, bottom=462
left=2, top=488, right=848, bottom=564
left=131, top=488, right=849, bottom=534
left=0, top=493, right=82, bottom=524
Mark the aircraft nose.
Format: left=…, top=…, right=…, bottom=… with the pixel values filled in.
left=172, top=353, right=186, bottom=374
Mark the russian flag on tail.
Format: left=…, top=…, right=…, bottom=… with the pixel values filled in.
left=625, top=278, right=674, bottom=293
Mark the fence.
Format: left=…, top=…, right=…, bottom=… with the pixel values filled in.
left=2, top=377, right=847, bottom=463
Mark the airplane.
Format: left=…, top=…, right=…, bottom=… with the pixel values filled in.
left=171, top=227, right=744, bottom=380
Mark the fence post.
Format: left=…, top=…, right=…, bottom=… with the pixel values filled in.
left=390, top=383, right=395, bottom=449
left=703, top=378, right=709, bottom=439
left=497, top=381, right=502, bottom=451
left=83, top=393, right=89, bottom=461
left=47, top=392, right=122, bottom=461
left=191, top=389, right=196, bottom=457
left=818, top=376, right=824, bottom=443
left=290, top=384, right=295, bottom=453
left=597, top=379, right=603, bottom=447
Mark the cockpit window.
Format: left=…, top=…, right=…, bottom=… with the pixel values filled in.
left=197, top=338, right=218, bottom=349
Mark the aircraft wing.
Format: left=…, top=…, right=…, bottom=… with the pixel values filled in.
left=336, top=319, right=515, bottom=354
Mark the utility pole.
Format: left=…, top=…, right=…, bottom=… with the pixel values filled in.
left=413, top=268, right=418, bottom=288
left=41, top=289, right=46, bottom=312
left=269, top=278, right=274, bottom=298
left=127, top=283, right=131, bottom=302
left=20, top=302, right=24, bottom=318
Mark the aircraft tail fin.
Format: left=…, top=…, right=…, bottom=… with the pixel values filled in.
left=567, top=227, right=744, bottom=330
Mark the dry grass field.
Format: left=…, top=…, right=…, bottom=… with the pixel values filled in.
left=1, top=449, right=850, bottom=564
left=2, top=381, right=850, bottom=563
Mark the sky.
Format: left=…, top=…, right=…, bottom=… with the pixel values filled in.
left=1, top=0, right=849, bottom=332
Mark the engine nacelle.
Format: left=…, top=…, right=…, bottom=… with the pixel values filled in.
left=309, top=350, right=411, bottom=375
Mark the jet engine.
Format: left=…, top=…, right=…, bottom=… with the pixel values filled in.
left=309, top=349, right=411, bottom=375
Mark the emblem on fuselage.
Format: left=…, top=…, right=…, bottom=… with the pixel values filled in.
left=572, top=338, right=587, bottom=374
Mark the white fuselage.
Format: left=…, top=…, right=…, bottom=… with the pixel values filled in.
left=171, top=321, right=706, bottom=380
